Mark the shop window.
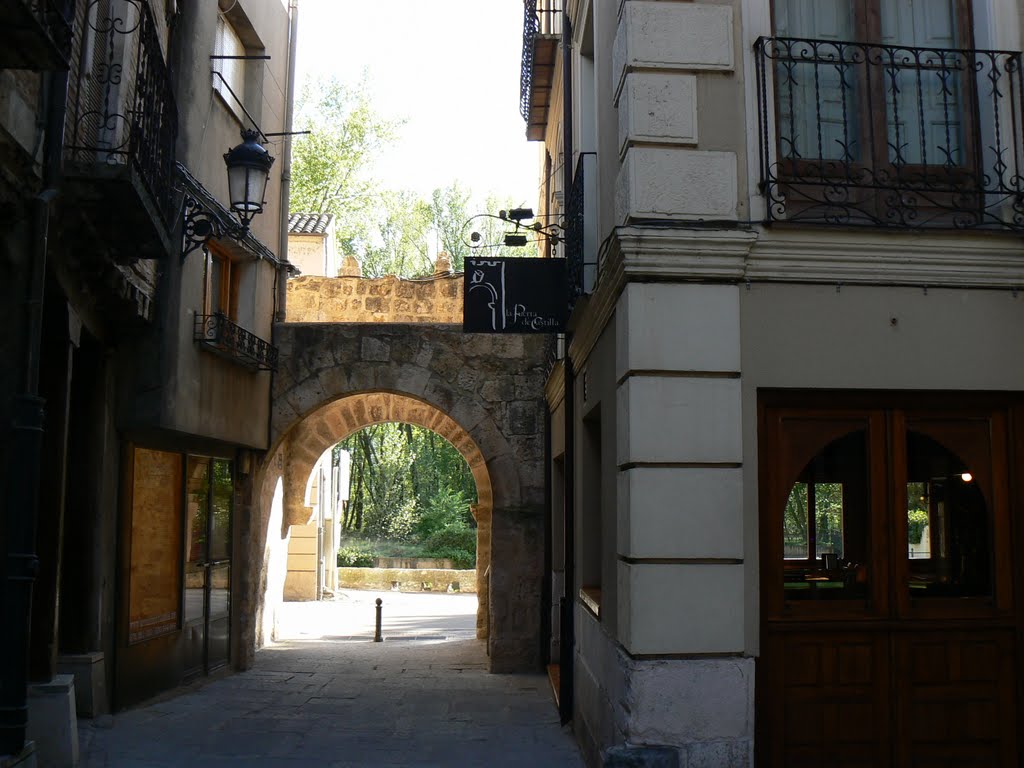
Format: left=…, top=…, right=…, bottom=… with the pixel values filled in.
left=127, top=448, right=183, bottom=644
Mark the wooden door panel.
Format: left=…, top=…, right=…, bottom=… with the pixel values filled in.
left=772, top=631, right=892, bottom=767
left=893, top=630, right=1017, bottom=768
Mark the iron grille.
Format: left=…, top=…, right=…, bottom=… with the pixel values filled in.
left=755, top=36, right=1024, bottom=231
left=565, top=152, right=596, bottom=304
left=519, top=0, right=562, bottom=124
left=565, top=155, right=585, bottom=302
left=65, top=0, right=178, bottom=222
left=194, top=313, right=278, bottom=372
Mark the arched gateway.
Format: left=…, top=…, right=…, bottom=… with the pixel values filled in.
left=237, top=278, right=550, bottom=673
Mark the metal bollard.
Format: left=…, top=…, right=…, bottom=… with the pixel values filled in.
left=374, top=597, right=383, bottom=642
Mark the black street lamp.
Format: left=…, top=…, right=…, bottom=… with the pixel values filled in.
left=223, top=129, right=275, bottom=230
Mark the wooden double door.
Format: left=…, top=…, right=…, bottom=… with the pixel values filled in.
left=758, top=393, right=1021, bottom=767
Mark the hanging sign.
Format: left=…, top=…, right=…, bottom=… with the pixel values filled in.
left=463, top=257, right=567, bottom=333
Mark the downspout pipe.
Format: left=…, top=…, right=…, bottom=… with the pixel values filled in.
left=275, top=0, right=299, bottom=323
left=0, top=60, right=70, bottom=756
left=558, top=9, right=575, bottom=727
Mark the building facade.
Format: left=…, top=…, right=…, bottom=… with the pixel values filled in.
left=1, top=0, right=296, bottom=762
left=523, top=0, right=1024, bottom=764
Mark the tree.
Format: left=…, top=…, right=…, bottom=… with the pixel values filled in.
left=360, top=190, right=434, bottom=278
left=290, top=75, right=400, bottom=256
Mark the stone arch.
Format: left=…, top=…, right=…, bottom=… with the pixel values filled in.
left=244, top=325, right=548, bottom=674
left=281, top=392, right=494, bottom=638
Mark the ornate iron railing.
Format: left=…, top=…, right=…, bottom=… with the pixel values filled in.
left=65, top=0, right=178, bottom=222
left=1, top=0, right=76, bottom=67
left=194, top=313, right=278, bottom=372
left=520, top=0, right=562, bottom=124
left=755, top=36, right=1024, bottom=231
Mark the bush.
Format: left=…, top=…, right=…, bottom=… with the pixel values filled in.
left=427, top=546, right=476, bottom=570
left=337, top=545, right=376, bottom=568
left=415, top=489, right=472, bottom=539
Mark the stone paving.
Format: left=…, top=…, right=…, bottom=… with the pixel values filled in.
left=78, top=594, right=583, bottom=767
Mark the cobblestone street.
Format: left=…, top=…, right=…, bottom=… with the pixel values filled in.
left=78, top=594, right=583, bottom=767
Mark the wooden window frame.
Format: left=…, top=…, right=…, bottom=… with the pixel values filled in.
left=204, top=241, right=241, bottom=321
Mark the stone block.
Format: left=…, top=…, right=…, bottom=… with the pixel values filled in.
left=360, top=336, right=391, bottom=362
left=616, top=147, right=737, bottom=223
left=613, top=2, right=733, bottom=98
left=615, top=283, right=740, bottom=377
left=622, top=658, right=754, bottom=764
left=618, top=73, right=697, bottom=158
left=616, top=376, right=742, bottom=465
left=618, top=467, right=743, bottom=559
left=617, top=562, right=744, bottom=654
left=26, top=675, right=78, bottom=768
left=57, top=652, right=107, bottom=717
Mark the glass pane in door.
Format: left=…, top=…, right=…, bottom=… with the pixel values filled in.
left=905, top=429, right=991, bottom=597
left=782, top=430, right=869, bottom=600
left=184, top=457, right=209, bottom=625
left=210, top=459, right=232, bottom=563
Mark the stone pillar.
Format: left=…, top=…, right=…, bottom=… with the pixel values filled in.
left=615, top=282, right=752, bottom=764
left=472, top=504, right=490, bottom=639
left=338, top=253, right=362, bottom=277
left=487, top=506, right=544, bottom=673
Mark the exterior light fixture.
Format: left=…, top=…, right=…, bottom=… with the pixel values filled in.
left=223, top=128, right=275, bottom=230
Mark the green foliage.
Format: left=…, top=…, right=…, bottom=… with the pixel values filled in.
left=339, top=423, right=478, bottom=570
left=337, top=544, right=376, bottom=568
left=290, top=75, right=400, bottom=254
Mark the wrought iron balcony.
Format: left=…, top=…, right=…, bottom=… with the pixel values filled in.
left=0, top=0, right=74, bottom=69
left=63, top=0, right=178, bottom=260
left=520, top=0, right=561, bottom=141
left=194, top=313, right=278, bottom=372
left=565, top=152, right=597, bottom=304
left=755, top=36, right=1024, bottom=231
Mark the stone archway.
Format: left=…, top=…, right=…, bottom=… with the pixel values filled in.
left=242, top=323, right=549, bottom=674
left=280, top=391, right=494, bottom=639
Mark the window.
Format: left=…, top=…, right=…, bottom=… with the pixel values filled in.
left=204, top=241, right=240, bottom=320
left=213, top=15, right=245, bottom=118
left=756, top=0, right=1024, bottom=230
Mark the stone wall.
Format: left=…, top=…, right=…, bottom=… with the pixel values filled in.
left=286, top=274, right=463, bottom=324
left=337, top=568, right=477, bottom=593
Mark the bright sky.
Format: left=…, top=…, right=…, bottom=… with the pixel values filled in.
left=294, top=0, right=541, bottom=212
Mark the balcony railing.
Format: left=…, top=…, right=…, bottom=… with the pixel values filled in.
left=755, top=36, right=1024, bottom=231
left=566, top=152, right=597, bottom=303
left=0, top=0, right=75, bottom=69
left=194, top=313, right=278, bottom=372
left=65, top=0, right=178, bottom=224
left=520, top=0, right=562, bottom=140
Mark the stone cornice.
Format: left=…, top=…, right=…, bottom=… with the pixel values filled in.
left=565, top=223, right=1024, bottom=371
left=748, top=229, right=1024, bottom=287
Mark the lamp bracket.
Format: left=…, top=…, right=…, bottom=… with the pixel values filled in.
left=182, top=194, right=244, bottom=262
